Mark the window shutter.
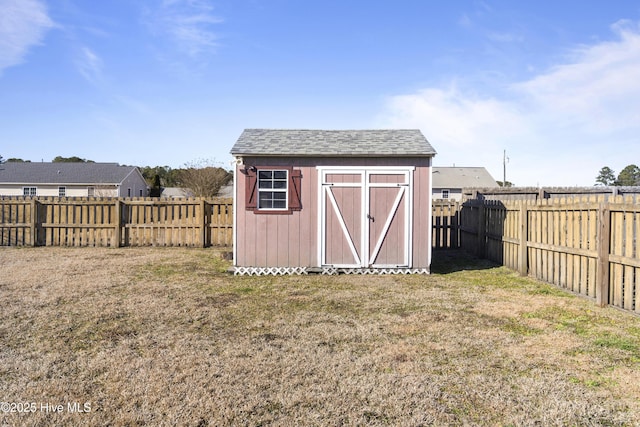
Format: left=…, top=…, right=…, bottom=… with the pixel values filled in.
left=245, top=169, right=258, bottom=210
left=289, top=169, right=302, bottom=211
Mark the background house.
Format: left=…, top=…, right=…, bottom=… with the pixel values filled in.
left=160, top=187, right=195, bottom=198
left=0, top=162, right=148, bottom=197
left=230, top=129, right=437, bottom=275
left=160, top=183, right=232, bottom=199
left=432, top=166, right=498, bottom=201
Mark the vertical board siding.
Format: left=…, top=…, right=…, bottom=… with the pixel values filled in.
left=325, top=186, right=362, bottom=265
left=234, top=160, right=317, bottom=268
left=0, top=197, right=233, bottom=247
left=369, top=186, right=405, bottom=265
left=234, top=157, right=432, bottom=269
left=412, top=165, right=431, bottom=267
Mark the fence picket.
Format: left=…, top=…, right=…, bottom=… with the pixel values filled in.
left=431, top=196, right=640, bottom=314
left=0, top=196, right=234, bottom=248
left=4, top=194, right=640, bottom=314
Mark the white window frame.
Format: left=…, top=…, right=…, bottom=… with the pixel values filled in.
left=58, top=186, right=66, bottom=197
left=257, top=169, right=289, bottom=210
left=441, top=189, right=450, bottom=199
left=23, top=187, right=37, bottom=196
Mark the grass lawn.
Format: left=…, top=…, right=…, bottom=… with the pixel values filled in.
left=1, top=247, right=639, bottom=426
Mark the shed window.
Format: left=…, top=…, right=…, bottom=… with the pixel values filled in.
left=245, top=167, right=302, bottom=214
left=23, top=187, right=37, bottom=196
left=441, top=189, right=450, bottom=199
left=258, top=170, right=288, bottom=210
left=59, top=186, right=66, bottom=197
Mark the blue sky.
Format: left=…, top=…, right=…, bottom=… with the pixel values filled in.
left=1, top=0, right=640, bottom=186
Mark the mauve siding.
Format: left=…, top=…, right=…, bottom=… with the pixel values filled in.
left=412, top=162, right=432, bottom=268
left=234, top=157, right=432, bottom=269
left=369, top=186, right=405, bottom=265
left=325, top=185, right=362, bottom=265
left=235, top=157, right=318, bottom=268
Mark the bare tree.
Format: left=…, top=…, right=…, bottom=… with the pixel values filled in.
left=177, top=159, right=232, bottom=198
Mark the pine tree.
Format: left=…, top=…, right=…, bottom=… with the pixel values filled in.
left=150, top=174, right=163, bottom=197
left=595, top=166, right=616, bottom=186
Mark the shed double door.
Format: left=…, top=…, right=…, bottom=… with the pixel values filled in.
left=319, top=167, right=413, bottom=268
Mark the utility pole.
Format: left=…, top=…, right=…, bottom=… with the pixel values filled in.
left=503, top=149, right=509, bottom=187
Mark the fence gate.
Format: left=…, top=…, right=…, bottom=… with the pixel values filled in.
left=319, top=167, right=413, bottom=269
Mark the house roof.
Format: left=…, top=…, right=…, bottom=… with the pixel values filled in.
left=161, top=187, right=195, bottom=198
left=432, top=167, right=499, bottom=188
left=230, top=129, right=437, bottom=157
left=0, top=162, right=141, bottom=185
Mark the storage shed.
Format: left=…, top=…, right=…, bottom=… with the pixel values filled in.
left=230, top=129, right=437, bottom=275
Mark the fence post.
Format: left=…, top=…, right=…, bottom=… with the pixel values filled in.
left=518, top=203, right=528, bottom=276
left=477, top=203, right=486, bottom=258
left=451, top=201, right=459, bottom=249
left=113, top=199, right=122, bottom=248
left=596, top=203, right=610, bottom=307
left=30, top=198, right=38, bottom=246
left=200, top=199, right=207, bottom=248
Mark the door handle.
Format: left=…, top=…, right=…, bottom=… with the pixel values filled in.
left=367, top=214, right=374, bottom=222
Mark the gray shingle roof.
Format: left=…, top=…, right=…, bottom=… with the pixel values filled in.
left=432, top=167, right=499, bottom=188
left=0, top=162, right=139, bottom=184
left=230, top=129, right=437, bottom=157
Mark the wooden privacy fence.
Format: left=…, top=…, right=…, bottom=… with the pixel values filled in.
left=5, top=196, right=639, bottom=312
left=0, top=197, right=233, bottom=248
left=446, top=196, right=640, bottom=314
left=432, top=201, right=460, bottom=250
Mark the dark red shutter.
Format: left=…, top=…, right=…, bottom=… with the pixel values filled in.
left=289, top=169, right=302, bottom=211
left=245, top=169, right=257, bottom=210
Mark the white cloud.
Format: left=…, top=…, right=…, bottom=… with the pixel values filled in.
left=515, top=20, right=640, bottom=134
left=487, top=31, right=523, bottom=43
left=0, top=0, right=54, bottom=74
left=75, top=47, right=103, bottom=85
left=145, top=0, right=222, bottom=58
left=379, top=20, right=640, bottom=187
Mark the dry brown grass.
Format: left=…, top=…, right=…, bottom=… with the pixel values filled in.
left=1, top=247, right=639, bottom=426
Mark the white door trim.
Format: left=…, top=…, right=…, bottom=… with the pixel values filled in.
left=324, top=185, right=362, bottom=266
left=318, top=166, right=414, bottom=268
left=368, top=185, right=406, bottom=266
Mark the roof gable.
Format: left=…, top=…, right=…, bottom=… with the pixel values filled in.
left=230, top=129, right=437, bottom=157
left=0, top=162, right=140, bottom=185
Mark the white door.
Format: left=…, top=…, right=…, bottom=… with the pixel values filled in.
left=319, top=167, right=414, bottom=268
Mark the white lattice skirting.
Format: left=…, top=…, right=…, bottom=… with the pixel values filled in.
left=233, top=266, right=430, bottom=276
left=337, top=268, right=430, bottom=275
left=233, top=267, right=309, bottom=276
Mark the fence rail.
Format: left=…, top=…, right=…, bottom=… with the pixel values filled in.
left=432, top=201, right=460, bottom=250
left=1, top=197, right=233, bottom=247
left=432, top=197, right=640, bottom=315
left=4, top=196, right=640, bottom=313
